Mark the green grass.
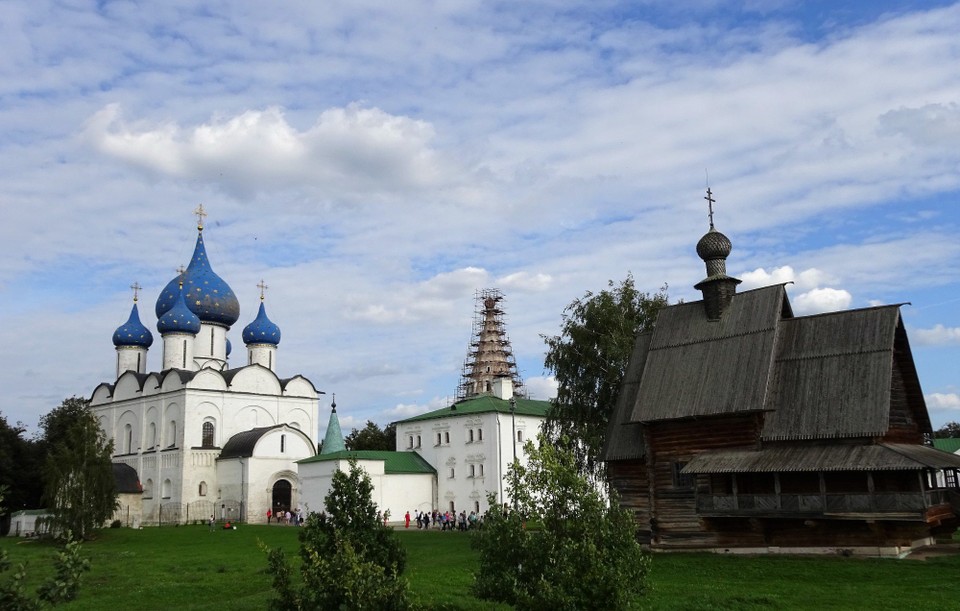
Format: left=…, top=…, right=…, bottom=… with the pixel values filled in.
left=2, top=526, right=960, bottom=610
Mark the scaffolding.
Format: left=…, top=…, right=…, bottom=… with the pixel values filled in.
left=455, top=288, right=525, bottom=401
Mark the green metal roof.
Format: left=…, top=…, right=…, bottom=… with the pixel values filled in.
left=298, top=450, right=437, bottom=474
left=394, top=395, right=551, bottom=424
left=932, top=438, right=960, bottom=454
left=321, top=408, right=346, bottom=454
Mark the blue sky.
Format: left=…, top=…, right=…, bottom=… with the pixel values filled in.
left=1, top=0, right=958, bottom=436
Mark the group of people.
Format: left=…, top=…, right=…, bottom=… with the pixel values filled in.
left=404, top=509, right=480, bottom=531
left=267, top=507, right=304, bottom=526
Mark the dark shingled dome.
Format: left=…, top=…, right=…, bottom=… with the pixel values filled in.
left=696, top=228, right=732, bottom=261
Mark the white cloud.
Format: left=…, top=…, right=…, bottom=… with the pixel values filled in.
left=524, top=375, right=558, bottom=400
left=739, top=266, right=851, bottom=316
left=383, top=396, right=450, bottom=420
left=792, top=288, right=853, bottom=315
left=740, top=266, right=835, bottom=291
left=912, top=324, right=960, bottom=346
left=84, top=104, right=451, bottom=198
left=877, top=103, right=960, bottom=149
left=497, top=271, right=553, bottom=292
left=926, top=393, right=960, bottom=410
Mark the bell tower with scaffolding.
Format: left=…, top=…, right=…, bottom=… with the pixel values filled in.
left=456, top=288, right=525, bottom=401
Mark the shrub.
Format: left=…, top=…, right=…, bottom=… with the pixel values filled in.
left=472, top=435, right=651, bottom=610
left=264, top=459, right=411, bottom=610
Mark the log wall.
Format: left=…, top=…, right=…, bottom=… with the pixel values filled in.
left=647, top=413, right=761, bottom=548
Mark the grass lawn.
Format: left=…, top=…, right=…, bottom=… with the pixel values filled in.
left=2, top=525, right=959, bottom=610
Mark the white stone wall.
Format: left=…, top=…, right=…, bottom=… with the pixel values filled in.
left=91, top=364, right=318, bottom=524
left=298, top=458, right=434, bottom=522
left=395, top=410, right=544, bottom=514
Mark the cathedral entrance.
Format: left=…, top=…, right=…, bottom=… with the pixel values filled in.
left=272, top=479, right=292, bottom=515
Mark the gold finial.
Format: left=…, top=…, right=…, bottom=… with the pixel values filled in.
left=257, top=279, right=269, bottom=301
left=130, top=281, right=142, bottom=303
left=704, top=188, right=716, bottom=230
left=194, top=204, right=207, bottom=231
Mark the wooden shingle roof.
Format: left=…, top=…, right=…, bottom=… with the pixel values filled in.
left=628, top=285, right=787, bottom=423
left=603, top=332, right=651, bottom=461
left=682, top=442, right=960, bottom=474
left=761, top=306, right=901, bottom=440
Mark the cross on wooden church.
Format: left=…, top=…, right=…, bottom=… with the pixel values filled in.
left=704, top=188, right=716, bottom=229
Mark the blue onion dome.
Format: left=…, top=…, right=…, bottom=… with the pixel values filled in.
left=155, top=230, right=240, bottom=327
left=226, top=338, right=232, bottom=358
left=157, top=284, right=201, bottom=335
left=242, top=301, right=281, bottom=346
left=113, top=303, right=154, bottom=348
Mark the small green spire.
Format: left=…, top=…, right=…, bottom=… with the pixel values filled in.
left=320, top=395, right=345, bottom=454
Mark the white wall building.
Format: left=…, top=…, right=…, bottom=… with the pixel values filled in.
left=394, top=378, right=548, bottom=514
left=91, top=210, right=321, bottom=525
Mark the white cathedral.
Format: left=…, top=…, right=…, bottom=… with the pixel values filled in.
left=91, top=208, right=320, bottom=526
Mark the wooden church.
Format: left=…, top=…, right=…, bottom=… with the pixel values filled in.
left=604, top=194, right=960, bottom=555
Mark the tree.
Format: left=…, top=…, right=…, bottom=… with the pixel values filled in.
left=344, top=421, right=397, bottom=451
left=265, top=459, right=410, bottom=610
left=0, top=413, right=44, bottom=529
left=542, top=274, right=668, bottom=479
left=0, top=486, right=90, bottom=609
left=472, top=434, right=651, bottom=610
left=934, top=421, right=960, bottom=439
left=41, top=398, right=117, bottom=541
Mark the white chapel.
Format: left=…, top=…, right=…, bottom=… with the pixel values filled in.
left=90, top=208, right=321, bottom=526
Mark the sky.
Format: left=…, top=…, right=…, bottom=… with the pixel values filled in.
left=1, top=0, right=959, bottom=438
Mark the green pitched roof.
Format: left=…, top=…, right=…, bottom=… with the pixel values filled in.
left=321, top=408, right=346, bottom=455
left=932, top=438, right=960, bottom=454
left=394, top=394, right=551, bottom=424
left=298, top=450, right=437, bottom=474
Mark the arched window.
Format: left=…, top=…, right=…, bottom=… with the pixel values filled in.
left=144, top=479, right=153, bottom=499
left=416, top=435, right=421, bottom=448
left=280, top=434, right=286, bottom=453
left=436, top=432, right=442, bottom=446
left=162, top=478, right=172, bottom=499
left=477, top=428, right=483, bottom=441
left=468, top=429, right=474, bottom=443
left=469, top=464, right=475, bottom=478
left=478, top=463, right=484, bottom=477
left=201, top=422, right=215, bottom=448
left=167, top=420, right=177, bottom=448
left=199, top=481, right=208, bottom=496
left=148, top=422, right=157, bottom=448
left=444, top=431, right=450, bottom=444
left=517, top=430, right=523, bottom=443
left=124, top=423, right=133, bottom=454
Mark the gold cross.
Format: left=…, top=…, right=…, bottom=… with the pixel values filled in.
left=130, top=282, right=142, bottom=302
left=194, top=204, right=207, bottom=230
left=257, top=279, right=269, bottom=301
left=704, top=188, right=716, bottom=229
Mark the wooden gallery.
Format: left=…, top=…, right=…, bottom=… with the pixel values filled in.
left=605, top=205, right=960, bottom=555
